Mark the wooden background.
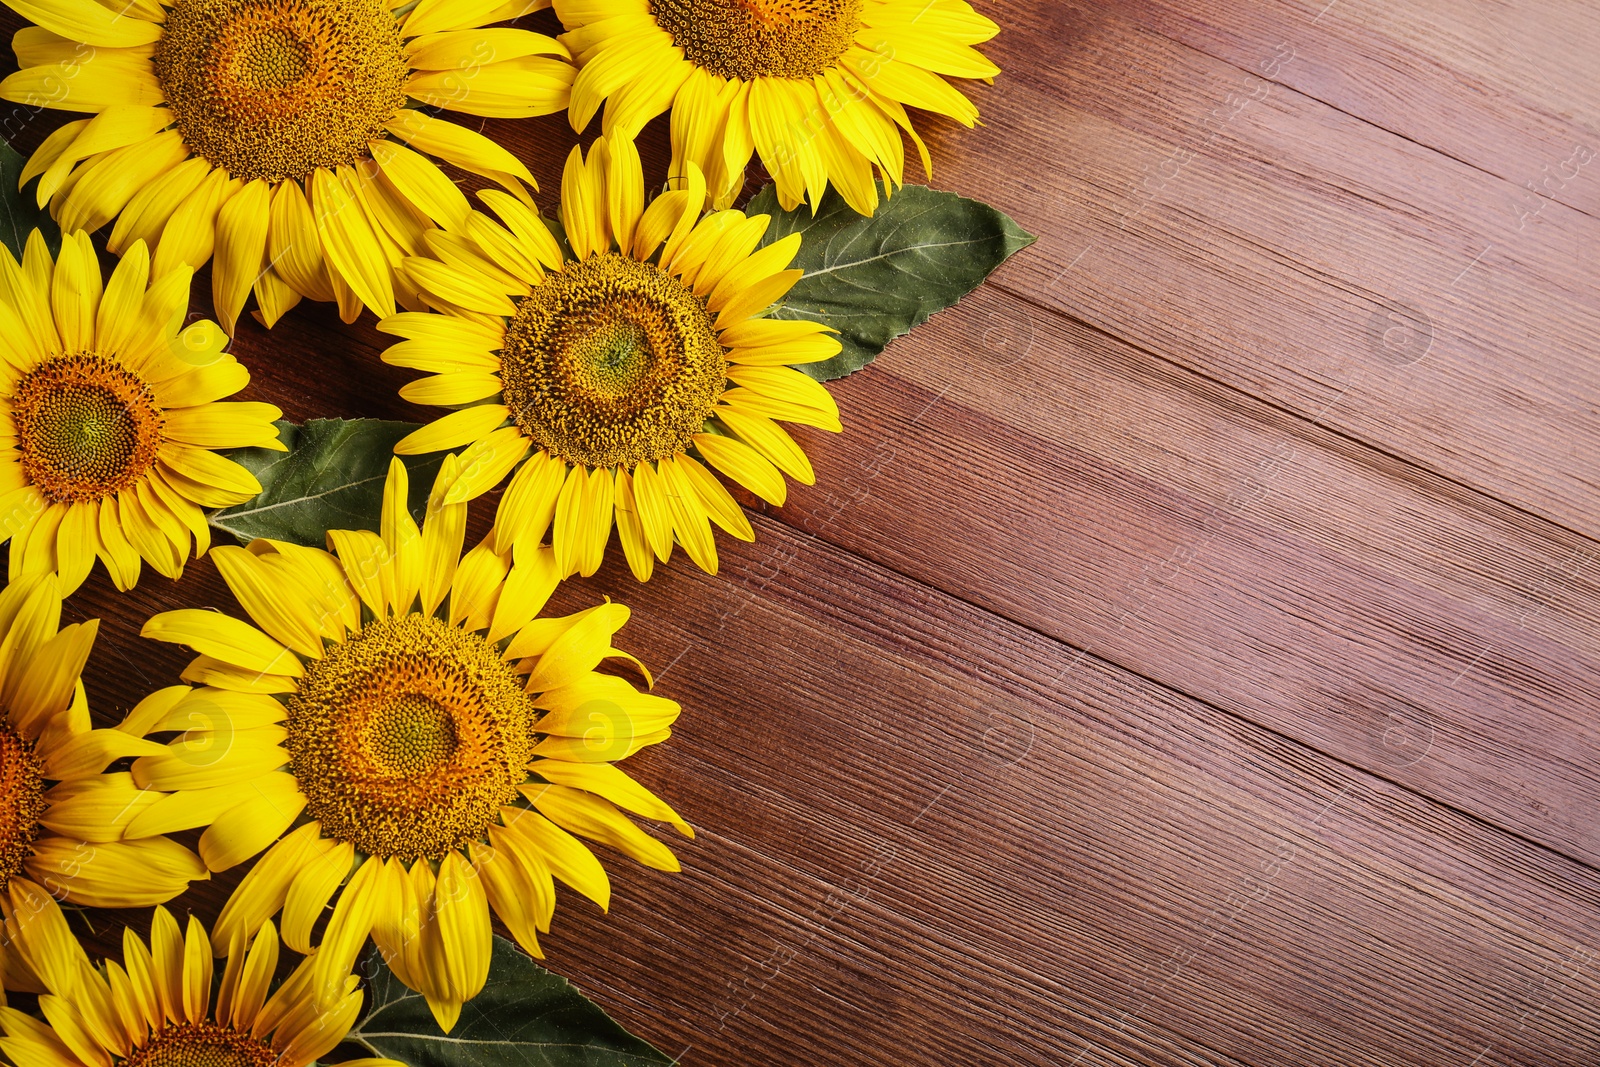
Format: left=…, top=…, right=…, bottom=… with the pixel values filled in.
left=7, top=0, right=1600, bottom=1063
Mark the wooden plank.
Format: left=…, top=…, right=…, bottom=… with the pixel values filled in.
left=1129, top=0, right=1600, bottom=216
left=772, top=281, right=1600, bottom=868
left=63, top=519, right=1600, bottom=1066
left=941, top=1, right=1600, bottom=539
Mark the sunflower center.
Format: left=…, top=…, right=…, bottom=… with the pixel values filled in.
left=11, top=354, right=164, bottom=505
left=232, top=25, right=312, bottom=90
left=154, top=0, right=409, bottom=183
left=285, top=614, right=536, bottom=861
left=124, top=1022, right=278, bottom=1067
left=369, top=694, right=459, bottom=775
left=501, top=253, right=726, bottom=470
left=0, top=720, right=46, bottom=895
left=649, top=0, right=864, bottom=80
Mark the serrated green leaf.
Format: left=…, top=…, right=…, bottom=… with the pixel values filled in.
left=748, top=182, right=1035, bottom=381
left=0, top=136, right=58, bottom=259
left=348, top=936, right=672, bottom=1067
left=208, top=419, right=445, bottom=546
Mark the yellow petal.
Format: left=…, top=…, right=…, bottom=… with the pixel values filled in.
left=707, top=232, right=800, bottom=312
left=370, top=140, right=468, bottom=231
left=107, top=156, right=210, bottom=257
left=522, top=601, right=630, bottom=693
left=721, top=384, right=842, bottom=432
left=674, top=452, right=753, bottom=540
left=56, top=131, right=188, bottom=235
left=487, top=539, right=559, bottom=643
left=0, top=53, right=161, bottom=112
left=156, top=445, right=262, bottom=502
left=378, top=308, right=505, bottom=347
left=629, top=459, right=674, bottom=562
left=433, top=852, right=491, bottom=1013
left=4, top=0, right=160, bottom=47
left=469, top=839, right=543, bottom=959
left=312, top=166, right=396, bottom=319
left=279, top=837, right=353, bottom=954
left=310, top=856, right=382, bottom=1007
left=524, top=784, right=680, bottom=871
left=692, top=213, right=769, bottom=299
left=93, top=238, right=150, bottom=358
left=38, top=773, right=161, bottom=842
left=327, top=529, right=391, bottom=619
left=398, top=370, right=502, bottom=406
left=6, top=618, right=95, bottom=737
left=251, top=265, right=303, bottom=328
left=565, top=25, right=664, bottom=132
left=402, top=257, right=517, bottom=316
left=478, top=189, right=563, bottom=271
left=657, top=455, right=717, bottom=574
left=715, top=268, right=804, bottom=328
left=182, top=915, right=212, bottom=1023
left=491, top=450, right=563, bottom=553
left=393, top=404, right=509, bottom=453
left=213, top=825, right=319, bottom=949
left=127, top=774, right=283, bottom=839
left=163, top=403, right=284, bottom=451
left=228, top=921, right=279, bottom=1033
left=27, top=837, right=205, bottom=908
left=380, top=458, right=423, bottom=614
left=576, top=463, right=613, bottom=578
left=385, top=110, right=537, bottom=195
left=47, top=230, right=98, bottom=355
left=406, top=28, right=567, bottom=70
left=418, top=454, right=466, bottom=614
left=463, top=211, right=543, bottom=283
left=563, top=142, right=608, bottom=260
left=603, top=135, right=642, bottom=251
left=151, top=167, right=240, bottom=277
left=196, top=776, right=306, bottom=872
left=266, top=179, right=334, bottom=302
left=725, top=364, right=839, bottom=420
left=610, top=467, right=652, bottom=582
left=692, top=431, right=786, bottom=506
left=406, top=56, right=574, bottom=119
left=713, top=407, right=817, bottom=483
left=212, top=178, right=272, bottom=335
left=531, top=759, right=691, bottom=836
left=140, top=609, right=302, bottom=677
left=550, top=462, right=587, bottom=578
left=496, top=808, right=608, bottom=911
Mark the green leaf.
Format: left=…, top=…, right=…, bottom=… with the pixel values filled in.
left=0, top=136, right=58, bottom=259
left=748, top=182, right=1035, bottom=381
left=208, top=419, right=445, bottom=546
left=348, top=936, right=672, bottom=1067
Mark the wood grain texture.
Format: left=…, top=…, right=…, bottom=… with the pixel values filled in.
left=3, top=0, right=1600, bottom=1064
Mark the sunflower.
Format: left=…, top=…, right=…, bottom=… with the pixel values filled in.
left=0, top=229, right=282, bottom=595
left=0, top=0, right=575, bottom=333
left=0, top=573, right=205, bottom=919
left=381, top=136, right=840, bottom=581
left=553, top=0, right=1000, bottom=216
left=132, top=457, right=690, bottom=1031
left=0, top=884, right=399, bottom=1067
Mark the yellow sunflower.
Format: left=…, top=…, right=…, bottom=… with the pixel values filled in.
left=382, top=136, right=841, bottom=581
left=0, top=885, right=399, bottom=1067
left=132, top=457, right=690, bottom=1032
left=0, top=0, right=575, bottom=333
left=0, top=573, right=205, bottom=918
left=0, top=229, right=281, bottom=595
left=554, top=0, right=1000, bottom=216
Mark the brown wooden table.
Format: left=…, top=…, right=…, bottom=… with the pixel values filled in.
left=19, top=0, right=1600, bottom=1063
